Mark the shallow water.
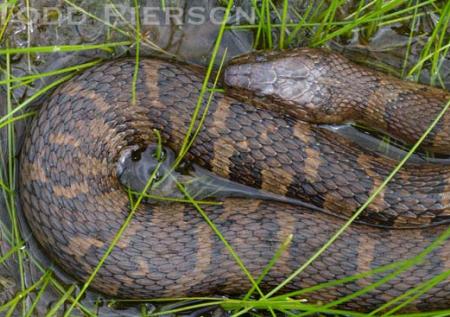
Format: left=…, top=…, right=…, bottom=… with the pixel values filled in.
left=0, top=0, right=449, bottom=315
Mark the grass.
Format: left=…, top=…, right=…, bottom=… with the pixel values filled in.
left=0, top=0, right=449, bottom=316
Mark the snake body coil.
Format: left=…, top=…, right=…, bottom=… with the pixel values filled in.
left=19, top=49, right=450, bottom=311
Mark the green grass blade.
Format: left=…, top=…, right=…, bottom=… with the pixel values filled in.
left=0, top=73, right=74, bottom=126
left=372, top=269, right=450, bottom=315
left=0, top=60, right=101, bottom=86
left=24, top=272, right=53, bottom=317
left=175, top=0, right=235, bottom=163
left=278, top=0, right=289, bottom=49
left=242, top=234, right=293, bottom=301
left=132, top=0, right=141, bottom=105
left=0, top=0, right=18, bottom=41
left=63, top=0, right=130, bottom=37
left=45, top=285, right=75, bottom=317
left=0, top=41, right=131, bottom=55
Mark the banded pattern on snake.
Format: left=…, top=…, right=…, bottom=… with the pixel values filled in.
left=19, top=48, right=450, bottom=311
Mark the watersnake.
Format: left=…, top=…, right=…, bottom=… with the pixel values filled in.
left=19, top=48, right=450, bottom=311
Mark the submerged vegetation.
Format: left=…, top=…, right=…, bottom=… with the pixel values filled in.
left=0, top=0, right=449, bottom=316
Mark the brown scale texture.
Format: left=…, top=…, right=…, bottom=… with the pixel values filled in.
left=224, top=48, right=450, bottom=155
left=19, top=55, right=450, bottom=312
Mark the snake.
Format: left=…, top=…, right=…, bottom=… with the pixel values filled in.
left=19, top=48, right=450, bottom=312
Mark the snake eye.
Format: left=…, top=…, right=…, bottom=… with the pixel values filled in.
left=131, top=150, right=142, bottom=161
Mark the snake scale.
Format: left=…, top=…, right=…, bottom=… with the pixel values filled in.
left=19, top=48, right=450, bottom=312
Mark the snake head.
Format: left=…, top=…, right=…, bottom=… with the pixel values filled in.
left=116, top=144, right=181, bottom=198
left=224, top=48, right=353, bottom=124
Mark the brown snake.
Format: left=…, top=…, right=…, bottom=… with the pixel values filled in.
left=19, top=48, right=450, bottom=311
